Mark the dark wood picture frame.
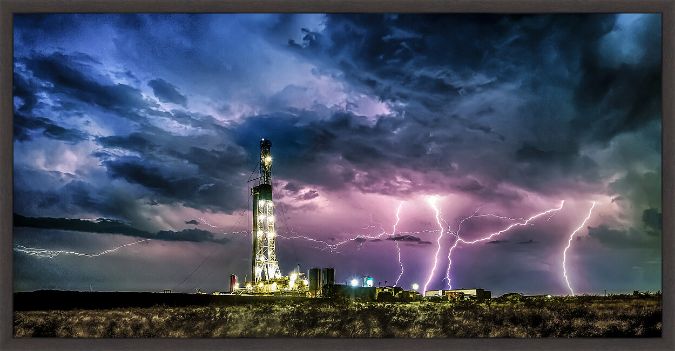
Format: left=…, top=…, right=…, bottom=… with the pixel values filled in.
left=1, top=0, right=673, bottom=350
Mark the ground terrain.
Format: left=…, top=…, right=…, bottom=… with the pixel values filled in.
left=14, top=293, right=661, bottom=337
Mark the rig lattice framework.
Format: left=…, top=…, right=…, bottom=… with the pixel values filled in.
left=251, top=138, right=281, bottom=282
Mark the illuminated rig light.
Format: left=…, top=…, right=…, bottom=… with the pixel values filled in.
left=350, top=278, right=360, bottom=287
left=411, top=283, right=419, bottom=291
left=563, top=201, right=596, bottom=296
left=365, top=276, right=374, bottom=287
left=423, top=195, right=445, bottom=294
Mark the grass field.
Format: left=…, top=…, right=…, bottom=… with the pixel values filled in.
left=14, top=295, right=661, bottom=337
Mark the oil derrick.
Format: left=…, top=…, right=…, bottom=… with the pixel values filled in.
left=251, top=139, right=281, bottom=282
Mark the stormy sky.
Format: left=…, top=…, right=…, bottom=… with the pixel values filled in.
left=13, top=14, right=661, bottom=295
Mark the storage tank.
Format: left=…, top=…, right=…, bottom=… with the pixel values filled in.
left=229, top=274, right=238, bottom=293
left=321, top=268, right=335, bottom=287
left=308, top=268, right=321, bottom=297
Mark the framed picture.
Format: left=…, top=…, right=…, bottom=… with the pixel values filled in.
left=1, top=0, right=673, bottom=350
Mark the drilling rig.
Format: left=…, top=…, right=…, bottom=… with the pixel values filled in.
left=251, top=138, right=281, bottom=282
left=234, top=139, right=308, bottom=295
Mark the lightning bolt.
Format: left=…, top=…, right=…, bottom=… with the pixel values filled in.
left=277, top=228, right=441, bottom=255
left=14, top=239, right=152, bottom=259
left=444, top=200, right=565, bottom=289
left=216, top=230, right=251, bottom=237
left=198, top=217, right=219, bottom=229
left=392, top=202, right=404, bottom=287
left=563, top=201, right=596, bottom=296
left=423, top=195, right=445, bottom=294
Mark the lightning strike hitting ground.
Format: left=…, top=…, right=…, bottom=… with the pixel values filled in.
left=563, top=201, right=596, bottom=296
left=442, top=210, right=531, bottom=286
left=423, top=195, right=445, bottom=294
left=14, top=239, right=152, bottom=259
left=392, top=202, right=404, bottom=287
left=444, top=201, right=565, bottom=289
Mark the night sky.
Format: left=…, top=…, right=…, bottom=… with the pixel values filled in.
left=13, top=14, right=661, bottom=295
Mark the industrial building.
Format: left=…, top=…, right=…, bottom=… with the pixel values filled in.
left=424, top=288, right=491, bottom=301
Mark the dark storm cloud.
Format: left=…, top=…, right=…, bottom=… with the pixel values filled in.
left=285, top=14, right=661, bottom=196
left=642, top=208, right=662, bottom=235
left=155, top=228, right=227, bottom=243
left=487, top=240, right=509, bottom=244
left=14, top=213, right=149, bottom=237
left=587, top=225, right=659, bottom=249
left=148, top=78, right=187, bottom=106
left=228, top=110, right=524, bottom=202
left=14, top=213, right=227, bottom=244
left=171, top=145, right=249, bottom=179
left=21, top=52, right=150, bottom=117
left=13, top=72, right=39, bottom=113
left=570, top=16, right=661, bottom=143
left=14, top=15, right=660, bottom=213
left=283, top=182, right=303, bottom=193
left=102, top=156, right=245, bottom=212
left=296, top=190, right=319, bottom=201
left=14, top=113, right=87, bottom=143
left=387, top=235, right=432, bottom=245
left=97, top=133, right=157, bottom=153
left=185, top=219, right=199, bottom=225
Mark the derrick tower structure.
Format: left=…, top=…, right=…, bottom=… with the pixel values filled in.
left=251, top=139, right=281, bottom=282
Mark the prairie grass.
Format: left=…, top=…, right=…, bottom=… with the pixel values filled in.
left=14, top=296, right=661, bottom=338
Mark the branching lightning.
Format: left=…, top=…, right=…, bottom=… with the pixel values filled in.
left=443, top=201, right=565, bottom=289
left=423, top=195, right=445, bottom=294
left=562, top=201, right=596, bottom=296
left=392, top=202, right=404, bottom=287
left=14, top=239, right=152, bottom=259
left=198, top=217, right=219, bottom=229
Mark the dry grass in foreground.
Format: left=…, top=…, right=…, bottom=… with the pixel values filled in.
left=14, top=296, right=661, bottom=337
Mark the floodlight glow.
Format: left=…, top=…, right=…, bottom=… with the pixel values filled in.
left=350, top=278, right=359, bottom=287
left=412, top=283, right=419, bottom=290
